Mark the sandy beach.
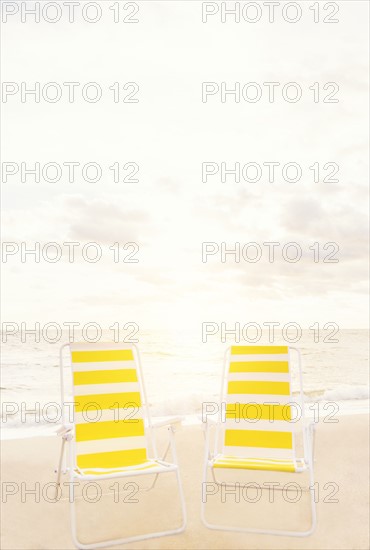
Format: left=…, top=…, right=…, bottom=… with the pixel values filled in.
left=1, top=414, right=369, bottom=550
left=1, top=1, right=369, bottom=549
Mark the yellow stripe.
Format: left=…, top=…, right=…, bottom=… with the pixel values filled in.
left=77, top=448, right=147, bottom=469
left=228, top=381, right=290, bottom=395
left=231, top=346, right=288, bottom=355
left=73, top=369, right=137, bottom=385
left=71, top=350, right=134, bottom=363
left=76, top=419, right=144, bottom=442
left=226, top=403, right=291, bottom=421
left=214, top=457, right=297, bottom=472
left=229, top=361, right=288, bottom=373
left=74, top=392, right=141, bottom=412
left=225, top=429, right=293, bottom=449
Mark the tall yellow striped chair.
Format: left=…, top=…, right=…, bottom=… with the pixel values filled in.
left=201, top=345, right=316, bottom=536
left=56, top=343, right=186, bottom=549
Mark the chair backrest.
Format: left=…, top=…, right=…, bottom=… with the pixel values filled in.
left=65, top=342, right=152, bottom=470
left=220, top=345, right=302, bottom=460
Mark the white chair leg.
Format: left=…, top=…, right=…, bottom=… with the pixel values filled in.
left=54, top=437, right=67, bottom=500
left=70, top=467, right=187, bottom=549
left=142, top=439, right=171, bottom=492
left=175, top=465, right=187, bottom=532
left=201, top=463, right=316, bottom=537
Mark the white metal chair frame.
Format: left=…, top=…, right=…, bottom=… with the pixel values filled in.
left=201, top=346, right=316, bottom=537
left=56, top=343, right=187, bottom=549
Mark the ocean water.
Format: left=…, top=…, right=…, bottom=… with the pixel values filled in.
left=1, top=329, right=368, bottom=439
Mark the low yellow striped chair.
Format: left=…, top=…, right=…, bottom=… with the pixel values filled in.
left=201, top=345, right=316, bottom=536
left=56, top=343, right=186, bottom=549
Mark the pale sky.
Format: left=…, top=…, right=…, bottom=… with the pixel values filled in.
left=1, top=1, right=369, bottom=329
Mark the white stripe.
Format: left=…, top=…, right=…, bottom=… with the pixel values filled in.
left=226, top=395, right=292, bottom=405
left=75, top=407, right=143, bottom=424
left=223, top=419, right=297, bottom=432
left=217, top=455, right=293, bottom=465
left=76, top=436, right=147, bottom=455
left=79, top=461, right=159, bottom=474
left=72, top=360, right=136, bottom=371
left=230, top=354, right=289, bottom=362
left=222, top=446, right=294, bottom=460
left=70, top=342, right=134, bottom=352
left=228, top=372, right=290, bottom=382
left=74, top=382, right=140, bottom=396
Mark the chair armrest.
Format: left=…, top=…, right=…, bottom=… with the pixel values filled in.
left=150, top=416, right=184, bottom=430
left=201, top=413, right=221, bottom=437
left=201, top=414, right=218, bottom=425
left=304, top=420, right=316, bottom=438
left=201, top=415, right=220, bottom=460
left=304, top=420, right=316, bottom=464
left=56, top=424, right=73, bottom=439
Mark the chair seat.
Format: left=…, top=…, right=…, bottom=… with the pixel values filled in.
left=76, top=459, right=176, bottom=477
left=212, top=454, right=307, bottom=473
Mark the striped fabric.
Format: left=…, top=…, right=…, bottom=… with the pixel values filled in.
left=76, top=460, right=163, bottom=476
left=70, top=343, right=148, bottom=471
left=213, top=456, right=306, bottom=473
left=215, top=345, right=302, bottom=471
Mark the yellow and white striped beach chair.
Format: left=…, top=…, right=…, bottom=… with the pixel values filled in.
left=201, top=345, right=316, bottom=536
left=56, top=343, right=186, bottom=549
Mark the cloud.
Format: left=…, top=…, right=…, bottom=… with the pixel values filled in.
left=281, top=198, right=325, bottom=233
left=64, top=196, right=148, bottom=244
